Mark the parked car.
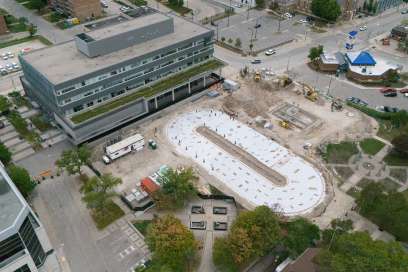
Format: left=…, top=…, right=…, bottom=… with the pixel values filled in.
left=120, top=6, right=130, bottom=12
left=298, top=19, right=308, bottom=24
left=359, top=25, right=367, bottom=31
left=251, top=59, right=262, bottom=64
left=265, top=49, right=276, bottom=56
left=380, top=87, right=396, bottom=93
left=384, top=92, right=397, bottom=97
left=399, top=88, right=408, bottom=93
left=0, top=120, right=5, bottom=129
left=284, top=12, right=292, bottom=19
left=7, top=52, right=14, bottom=58
left=383, top=106, right=399, bottom=112
left=100, top=0, right=108, bottom=8
left=0, top=69, right=7, bottom=75
left=233, top=3, right=242, bottom=8
left=401, top=9, right=408, bottom=14
left=346, top=96, right=367, bottom=106
left=5, top=64, right=13, bottom=72
left=254, top=23, right=261, bottom=29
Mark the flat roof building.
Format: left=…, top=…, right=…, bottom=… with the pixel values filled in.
left=0, top=163, right=60, bottom=272
left=20, top=8, right=222, bottom=144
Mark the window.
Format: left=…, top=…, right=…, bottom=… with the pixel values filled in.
left=61, top=86, right=75, bottom=94
left=19, top=217, right=46, bottom=267
left=0, top=234, right=25, bottom=264
left=81, top=81, right=86, bottom=86
left=14, top=264, right=31, bottom=272
left=110, top=70, right=118, bottom=76
left=84, top=91, right=93, bottom=97
left=87, top=101, right=94, bottom=107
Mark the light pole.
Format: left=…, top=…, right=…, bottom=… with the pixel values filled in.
left=254, top=17, right=260, bottom=39
left=227, top=0, right=232, bottom=27
left=248, top=28, right=254, bottom=54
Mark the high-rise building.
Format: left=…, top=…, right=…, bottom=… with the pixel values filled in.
left=49, top=0, right=102, bottom=21
left=20, top=8, right=222, bottom=144
left=0, top=163, right=60, bottom=272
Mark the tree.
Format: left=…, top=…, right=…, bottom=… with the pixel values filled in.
left=221, top=36, right=226, bottom=42
left=317, top=232, right=408, bottom=272
left=283, top=218, right=320, bottom=258
left=0, top=95, right=11, bottom=114
left=213, top=237, right=238, bottom=272
left=392, top=133, right=408, bottom=155
left=154, top=167, right=197, bottom=209
left=249, top=43, right=253, bottom=53
left=28, top=24, right=37, bottom=37
left=255, top=0, right=265, bottom=9
left=356, top=183, right=408, bottom=242
left=235, top=38, right=241, bottom=48
left=0, top=143, right=12, bottom=165
left=56, top=145, right=91, bottom=175
left=213, top=206, right=282, bottom=271
left=30, top=0, right=47, bottom=11
left=227, top=38, right=233, bottom=44
left=311, top=0, right=341, bottom=21
left=322, top=219, right=353, bottom=245
left=308, top=45, right=324, bottom=63
left=146, top=215, right=197, bottom=271
left=7, top=165, right=37, bottom=198
left=81, top=173, right=121, bottom=212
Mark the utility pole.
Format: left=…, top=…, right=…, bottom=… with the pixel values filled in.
left=327, top=75, right=333, bottom=96
left=246, top=3, right=250, bottom=20
left=277, top=18, right=281, bottom=32
left=286, top=56, right=291, bottom=73
left=254, top=17, right=260, bottom=39
left=227, top=0, right=232, bottom=27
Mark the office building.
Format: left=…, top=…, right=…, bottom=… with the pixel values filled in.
left=0, top=163, right=60, bottom=272
left=20, top=8, right=222, bottom=144
left=49, top=0, right=102, bottom=21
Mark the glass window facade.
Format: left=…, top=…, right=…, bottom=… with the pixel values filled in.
left=19, top=217, right=46, bottom=267
left=14, top=264, right=31, bottom=272
left=0, top=234, right=25, bottom=265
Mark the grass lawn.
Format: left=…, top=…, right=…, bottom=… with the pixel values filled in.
left=164, top=3, right=192, bottom=15
left=384, top=151, right=408, bottom=166
left=323, top=141, right=359, bottom=164
left=71, top=59, right=223, bottom=124
left=389, top=168, right=407, bottom=183
left=347, top=187, right=361, bottom=199
left=359, top=138, right=385, bottom=156
left=133, top=220, right=152, bottom=236
left=8, top=22, right=27, bottom=32
left=6, top=111, right=41, bottom=149
left=30, top=115, right=52, bottom=132
left=91, top=201, right=125, bottom=230
left=0, top=35, right=52, bottom=49
left=334, top=166, right=354, bottom=180
left=130, top=0, right=148, bottom=6
left=379, top=177, right=401, bottom=192
left=403, top=189, right=408, bottom=201
left=357, top=178, right=373, bottom=189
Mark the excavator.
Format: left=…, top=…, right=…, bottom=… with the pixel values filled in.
left=279, top=120, right=290, bottom=129
left=302, top=83, right=318, bottom=102
left=254, top=71, right=261, bottom=82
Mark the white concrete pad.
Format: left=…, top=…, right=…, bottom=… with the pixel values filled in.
left=166, top=109, right=326, bottom=216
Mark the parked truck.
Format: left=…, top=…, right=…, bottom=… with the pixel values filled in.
left=102, top=134, right=144, bottom=164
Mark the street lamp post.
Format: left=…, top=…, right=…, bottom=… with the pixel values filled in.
left=254, top=17, right=260, bottom=39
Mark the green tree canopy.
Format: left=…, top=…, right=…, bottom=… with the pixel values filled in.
left=28, top=24, right=37, bottom=37
left=30, top=0, right=47, bottom=11
left=311, top=0, right=341, bottom=21
left=322, top=219, right=353, bottom=245
left=0, top=143, right=12, bottom=165
left=308, top=45, right=324, bottom=63
left=7, top=165, right=36, bottom=197
left=154, top=167, right=197, bottom=209
left=317, top=232, right=408, bottom=272
left=213, top=206, right=281, bottom=271
left=146, top=215, right=197, bottom=272
left=356, top=182, right=408, bottom=242
left=56, top=145, right=91, bottom=175
left=255, top=0, right=265, bottom=9
left=283, top=218, right=320, bottom=258
left=81, top=173, right=121, bottom=212
left=391, top=133, right=408, bottom=155
left=0, top=95, right=11, bottom=114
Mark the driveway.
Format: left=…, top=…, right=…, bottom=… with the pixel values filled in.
left=0, top=0, right=72, bottom=43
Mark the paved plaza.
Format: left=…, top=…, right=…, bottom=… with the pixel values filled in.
left=166, top=109, right=326, bottom=216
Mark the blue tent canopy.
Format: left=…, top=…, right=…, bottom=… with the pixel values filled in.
left=349, top=30, right=358, bottom=37
left=347, top=51, right=376, bottom=66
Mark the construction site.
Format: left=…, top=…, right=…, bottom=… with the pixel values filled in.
left=92, top=66, right=377, bottom=220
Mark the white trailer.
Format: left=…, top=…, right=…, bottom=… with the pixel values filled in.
left=222, top=79, right=240, bottom=92
left=104, top=134, right=144, bottom=162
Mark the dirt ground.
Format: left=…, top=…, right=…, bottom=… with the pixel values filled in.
left=92, top=71, right=377, bottom=219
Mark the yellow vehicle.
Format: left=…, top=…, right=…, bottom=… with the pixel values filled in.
left=279, top=120, right=290, bottom=129
left=254, top=71, right=261, bottom=81
left=302, top=83, right=318, bottom=102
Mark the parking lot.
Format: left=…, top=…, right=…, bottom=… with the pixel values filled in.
left=212, top=10, right=309, bottom=53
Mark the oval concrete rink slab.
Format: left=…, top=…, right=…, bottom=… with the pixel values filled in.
left=166, top=109, right=326, bottom=216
